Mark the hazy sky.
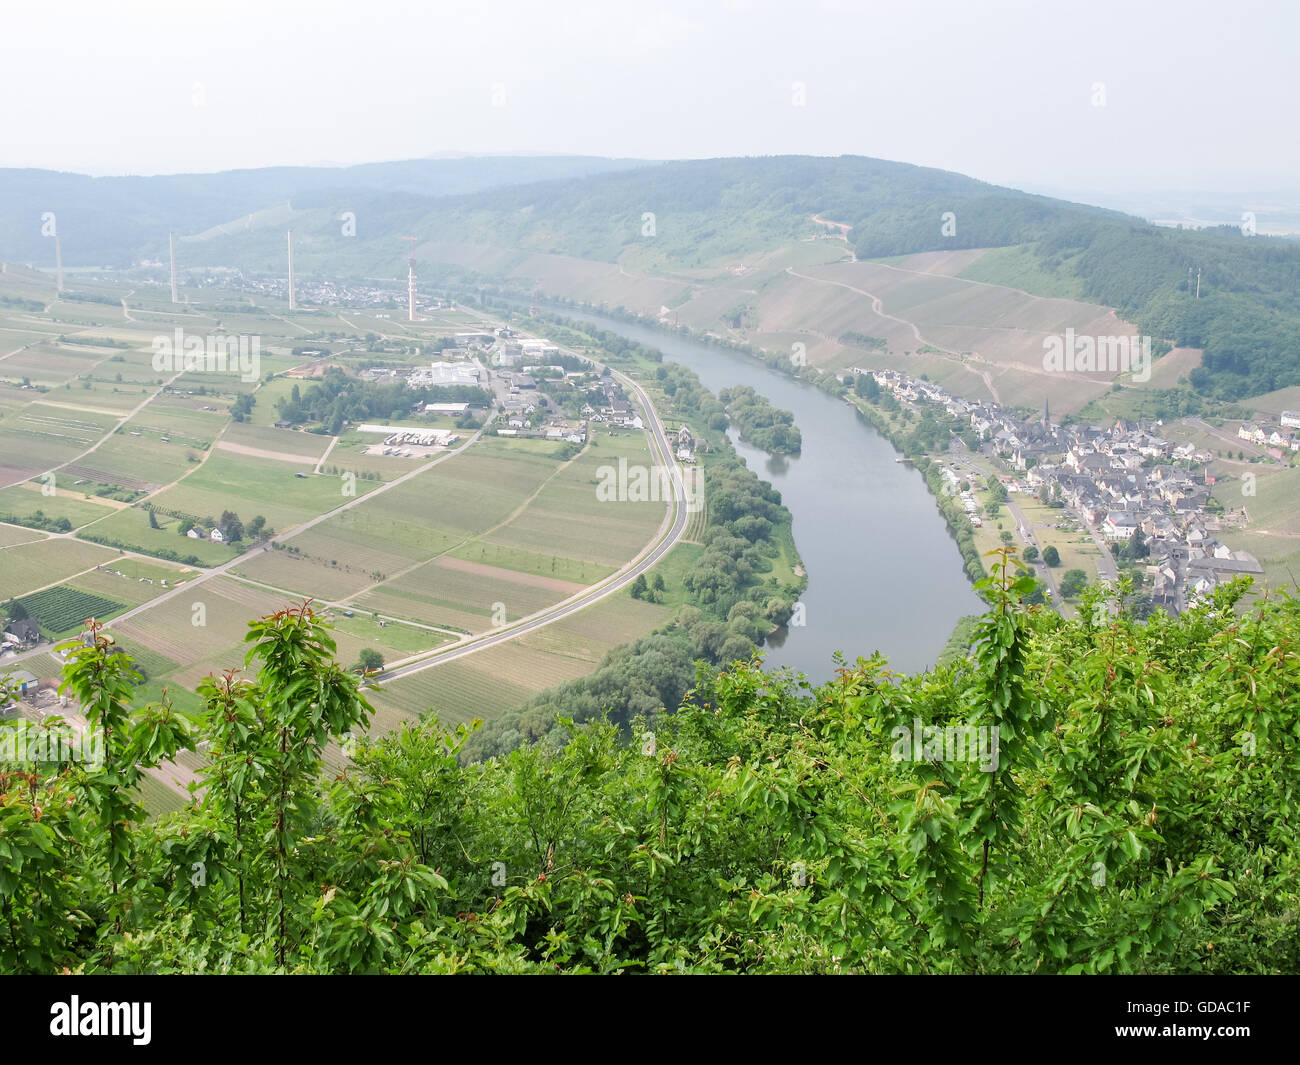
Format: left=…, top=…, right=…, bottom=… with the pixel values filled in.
left=2, top=0, right=1294, bottom=198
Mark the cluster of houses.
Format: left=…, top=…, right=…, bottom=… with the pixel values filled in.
left=860, top=368, right=1264, bottom=612
left=1236, top=410, right=1300, bottom=458
left=581, top=375, right=645, bottom=431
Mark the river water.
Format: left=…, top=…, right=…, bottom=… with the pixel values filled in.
left=543, top=308, right=984, bottom=681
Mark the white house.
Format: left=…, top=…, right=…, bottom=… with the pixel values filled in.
left=1103, top=511, right=1138, bottom=540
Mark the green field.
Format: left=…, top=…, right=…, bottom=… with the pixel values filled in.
left=480, top=433, right=666, bottom=567
left=222, top=421, right=331, bottom=458
left=0, top=522, right=46, bottom=548
left=0, top=483, right=122, bottom=529
left=16, top=586, right=125, bottom=636
left=149, top=451, right=379, bottom=534
left=0, top=537, right=118, bottom=598
left=0, top=402, right=118, bottom=483
left=88, top=428, right=211, bottom=488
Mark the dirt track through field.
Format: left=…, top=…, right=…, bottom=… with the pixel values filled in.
left=216, top=440, right=318, bottom=465
left=433, top=555, right=586, bottom=594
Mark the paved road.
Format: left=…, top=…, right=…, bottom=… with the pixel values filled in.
left=1003, top=497, right=1064, bottom=606
left=1083, top=523, right=1120, bottom=582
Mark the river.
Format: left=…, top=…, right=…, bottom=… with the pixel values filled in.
left=540, top=307, right=985, bottom=681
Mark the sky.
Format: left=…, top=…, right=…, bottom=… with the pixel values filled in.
left=1, top=0, right=1295, bottom=202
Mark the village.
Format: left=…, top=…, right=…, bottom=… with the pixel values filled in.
left=857, top=367, right=1279, bottom=614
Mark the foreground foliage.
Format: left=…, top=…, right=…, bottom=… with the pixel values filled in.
left=1, top=559, right=1296, bottom=974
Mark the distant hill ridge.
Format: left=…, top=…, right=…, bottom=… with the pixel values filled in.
left=2, top=153, right=1296, bottom=399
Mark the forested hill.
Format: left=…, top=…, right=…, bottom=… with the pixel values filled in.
left=2, top=564, right=1296, bottom=973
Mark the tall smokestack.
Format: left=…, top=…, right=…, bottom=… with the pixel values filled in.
left=169, top=231, right=178, bottom=304
left=287, top=230, right=296, bottom=310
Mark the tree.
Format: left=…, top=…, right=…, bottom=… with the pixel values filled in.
left=854, top=373, right=879, bottom=401
left=1022, top=578, right=1048, bottom=605
left=629, top=574, right=648, bottom=600
left=1022, top=546, right=1039, bottom=562
left=219, top=510, right=244, bottom=542
left=1042, top=545, right=1061, bottom=567
left=1125, top=591, right=1156, bottom=620
left=1123, top=528, right=1150, bottom=561
left=1060, top=569, right=1088, bottom=597
left=357, top=648, right=385, bottom=674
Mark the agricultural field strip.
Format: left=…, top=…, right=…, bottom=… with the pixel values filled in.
left=223, top=572, right=464, bottom=637
left=321, top=438, right=597, bottom=606
left=16, top=586, right=125, bottom=635
left=0, top=320, right=98, bottom=364
left=0, top=520, right=49, bottom=547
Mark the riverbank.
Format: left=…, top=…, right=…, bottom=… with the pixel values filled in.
left=460, top=336, right=808, bottom=760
